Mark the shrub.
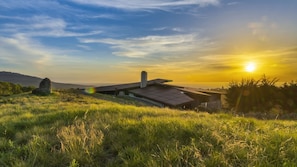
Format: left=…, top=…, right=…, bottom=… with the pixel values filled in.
left=280, top=81, right=297, bottom=112
left=0, top=82, right=35, bottom=96
left=226, top=76, right=297, bottom=113
left=0, top=82, right=22, bottom=96
left=226, top=76, right=280, bottom=113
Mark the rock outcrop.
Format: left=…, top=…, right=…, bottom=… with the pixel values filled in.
left=32, top=78, right=52, bottom=96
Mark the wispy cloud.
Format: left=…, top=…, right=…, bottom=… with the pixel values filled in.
left=0, top=15, right=26, bottom=20
left=113, top=61, right=201, bottom=74
left=2, top=0, right=220, bottom=11
left=69, top=0, right=220, bottom=11
left=120, top=46, right=297, bottom=80
left=227, top=2, right=239, bottom=6
left=86, top=14, right=119, bottom=20
left=0, top=35, right=53, bottom=68
left=0, top=34, right=103, bottom=81
left=79, top=34, right=215, bottom=58
left=248, top=16, right=278, bottom=42
left=0, top=15, right=101, bottom=38
left=153, top=27, right=168, bottom=31
left=77, top=44, right=92, bottom=50
left=0, top=34, right=91, bottom=68
left=153, top=27, right=184, bottom=32
left=0, top=0, right=64, bottom=10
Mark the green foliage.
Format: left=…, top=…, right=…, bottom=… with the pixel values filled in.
left=226, top=78, right=261, bottom=113
left=1, top=92, right=297, bottom=166
left=0, top=81, right=35, bottom=96
left=21, top=86, right=36, bottom=93
left=280, top=81, right=297, bottom=112
left=0, top=81, right=22, bottom=96
left=69, top=159, right=79, bottom=167
left=226, top=75, right=297, bottom=113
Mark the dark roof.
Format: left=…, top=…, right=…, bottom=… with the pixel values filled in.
left=196, top=89, right=226, bottom=94
left=129, top=85, right=194, bottom=107
left=158, top=83, right=185, bottom=88
left=177, top=88, right=211, bottom=96
left=96, top=78, right=171, bottom=92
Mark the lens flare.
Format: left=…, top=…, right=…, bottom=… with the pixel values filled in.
left=84, top=87, right=96, bottom=94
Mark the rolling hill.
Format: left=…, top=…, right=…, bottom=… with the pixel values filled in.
left=0, top=91, right=296, bottom=166
left=0, top=71, right=88, bottom=89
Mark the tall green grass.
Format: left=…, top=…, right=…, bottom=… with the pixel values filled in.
left=1, top=91, right=297, bottom=166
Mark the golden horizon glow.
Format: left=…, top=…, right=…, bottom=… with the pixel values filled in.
left=245, top=62, right=256, bottom=73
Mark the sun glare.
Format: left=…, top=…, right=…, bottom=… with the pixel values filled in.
left=245, top=62, right=256, bottom=72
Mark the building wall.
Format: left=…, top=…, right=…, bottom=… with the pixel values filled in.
left=183, top=93, right=209, bottom=110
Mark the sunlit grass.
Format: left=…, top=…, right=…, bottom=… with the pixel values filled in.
left=0, top=91, right=297, bottom=166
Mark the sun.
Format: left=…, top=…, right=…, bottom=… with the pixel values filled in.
left=245, top=62, right=256, bottom=72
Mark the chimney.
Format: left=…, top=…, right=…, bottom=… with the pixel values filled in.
left=140, top=71, right=147, bottom=88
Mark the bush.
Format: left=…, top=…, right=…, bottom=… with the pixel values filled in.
left=0, top=82, right=22, bottom=96
left=280, top=81, right=297, bottom=112
left=0, top=82, right=35, bottom=96
left=226, top=76, right=280, bottom=113
left=21, top=86, right=35, bottom=92
left=226, top=76, right=297, bottom=113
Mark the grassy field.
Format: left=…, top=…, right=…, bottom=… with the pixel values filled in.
left=1, top=91, right=297, bottom=167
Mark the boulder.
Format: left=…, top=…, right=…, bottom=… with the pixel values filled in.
left=32, top=78, right=52, bottom=96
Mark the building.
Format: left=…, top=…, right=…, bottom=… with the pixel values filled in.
left=95, top=71, right=225, bottom=110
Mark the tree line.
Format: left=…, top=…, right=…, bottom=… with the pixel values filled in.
left=226, top=75, right=297, bottom=113
left=0, top=81, right=35, bottom=96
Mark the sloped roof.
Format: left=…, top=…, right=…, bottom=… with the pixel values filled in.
left=96, top=79, right=171, bottom=92
left=129, top=85, right=194, bottom=107
left=196, top=89, right=226, bottom=94
left=177, top=88, right=211, bottom=96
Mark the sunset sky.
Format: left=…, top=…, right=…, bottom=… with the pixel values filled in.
left=1, top=0, right=297, bottom=86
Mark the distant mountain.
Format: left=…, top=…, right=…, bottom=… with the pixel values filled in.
left=0, top=71, right=88, bottom=89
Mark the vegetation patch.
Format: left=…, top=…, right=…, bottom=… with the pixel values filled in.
left=226, top=75, right=297, bottom=114
left=0, top=91, right=297, bottom=166
left=0, top=81, right=34, bottom=96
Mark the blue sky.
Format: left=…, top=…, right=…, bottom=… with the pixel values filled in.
left=1, top=0, right=297, bottom=85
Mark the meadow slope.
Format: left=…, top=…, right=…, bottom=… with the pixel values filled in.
left=1, top=91, right=297, bottom=167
